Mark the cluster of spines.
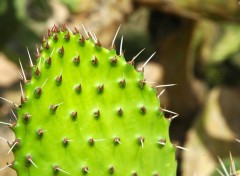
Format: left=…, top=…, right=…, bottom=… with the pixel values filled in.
left=0, top=24, right=181, bottom=175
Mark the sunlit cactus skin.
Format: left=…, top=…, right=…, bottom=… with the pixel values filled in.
left=11, top=25, right=177, bottom=176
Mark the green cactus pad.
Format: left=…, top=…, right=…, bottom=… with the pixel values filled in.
left=12, top=25, right=177, bottom=176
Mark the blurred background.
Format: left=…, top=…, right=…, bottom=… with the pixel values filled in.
left=0, top=0, right=240, bottom=175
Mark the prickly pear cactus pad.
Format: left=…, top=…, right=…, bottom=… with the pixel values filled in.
left=12, top=25, right=177, bottom=175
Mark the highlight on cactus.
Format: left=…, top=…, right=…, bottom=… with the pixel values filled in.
left=0, top=25, right=178, bottom=175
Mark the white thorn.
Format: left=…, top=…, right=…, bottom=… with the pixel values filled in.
left=36, top=44, right=39, bottom=55
left=93, top=33, right=98, bottom=42
left=176, top=145, right=190, bottom=152
left=29, top=159, right=38, bottom=168
left=18, top=72, right=23, bottom=80
left=131, top=48, right=145, bottom=63
left=57, top=168, right=70, bottom=175
left=0, top=136, right=8, bottom=142
left=157, top=142, right=165, bottom=145
left=41, top=78, right=49, bottom=88
left=235, top=138, right=240, bottom=143
left=157, top=89, right=166, bottom=98
left=0, top=97, right=18, bottom=108
left=0, top=163, right=12, bottom=172
left=140, top=52, right=156, bottom=71
left=0, top=121, right=12, bottom=126
left=111, top=25, right=121, bottom=48
left=19, top=59, right=27, bottom=83
left=115, top=138, right=121, bottom=144
left=26, top=47, right=33, bottom=67
left=82, top=24, right=89, bottom=38
left=20, top=82, right=24, bottom=99
left=38, top=57, right=42, bottom=70
left=218, top=156, right=230, bottom=176
left=91, top=32, right=98, bottom=43
left=56, top=102, right=64, bottom=107
left=141, top=140, right=144, bottom=148
left=161, top=108, right=178, bottom=115
left=120, top=35, right=123, bottom=56
left=94, top=139, right=107, bottom=142
left=229, top=152, right=236, bottom=175
left=10, top=110, right=18, bottom=121
left=142, top=81, right=157, bottom=84
left=161, top=108, right=179, bottom=120
left=8, top=141, right=18, bottom=154
left=88, top=29, right=97, bottom=43
left=216, top=168, right=225, bottom=176
left=50, top=48, right=55, bottom=57
left=157, top=140, right=166, bottom=146
left=66, top=26, right=73, bottom=34
left=171, top=114, right=179, bottom=120
left=155, top=84, right=177, bottom=88
left=83, top=167, right=90, bottom=173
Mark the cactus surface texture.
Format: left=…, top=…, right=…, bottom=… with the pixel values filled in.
left=11, top=25, right=177, bottom=175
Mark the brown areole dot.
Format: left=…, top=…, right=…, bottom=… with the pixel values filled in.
left=97, top=84, right=104, bottom=93
left=49, top=104, right=58, bottom=113
left=34, top=87, right=42, bottom=97
left=53, top=165, right=60, bottom=173
left=73, top=56, right=80, bottom=65
left=55, top=75, right=62, bottom=85
left=61, top=24, right=67, bottom=32
left=62, top=137, right=70, bottom=146
left=23, top=113, right=31, bottom=121
left=47, top=29, right=52, bottom=37
left=64, top=32, right=70, bottom=40
left=140, top=106, right=146, bottom=114
left=138, top=136, right=145, bottom=146
left=139, top=79, right=146, bottom=88
left=91, top=56, right=98, bottom=65
left=37, top=128, right=45, bottom=137
left=114, top=137, right=121, bottom=145
left=119, top=79, right=126, bottom=87
left=35, top=67, right=41, bottom=76
left=53, top=34, right=58, bottom=41
left=93, top=109, right=100, bottom=118
left=82, top=166, right=89, bottom=174
left=73, top=27, right=79, bottom=35
left=132, top=171, right=138, bottom=176
left=110, top=57, right=117, bottom=65
left=71, top=111, right=77, bottom=120
left=75, top=84, right=82, bottom=93
left=45, top=57, right=52, bottom=67
left=79, top=36, right=85, bottom=44
left=58, top=46, right=64, bottom=55
left=109, top=166, right=114, bottom=174
left=45, top=42, right=50, bottom=50
left=88, top=138, right=94, bottom=146
left=117, top=108, right=123, bottom=116
left=95, top=39, right=102, bottom=47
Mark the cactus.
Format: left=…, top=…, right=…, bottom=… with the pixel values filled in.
left=1, top=25, right=177, bottom=175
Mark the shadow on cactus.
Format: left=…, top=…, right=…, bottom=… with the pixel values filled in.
left=0, top=25, right=177, bottom=175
